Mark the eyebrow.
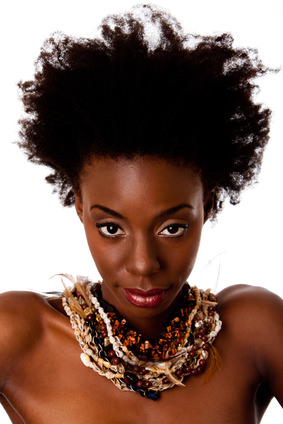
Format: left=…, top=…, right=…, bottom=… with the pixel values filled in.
left=90, top=204, right=126, bottom=219
left=90, top=203, right=193, bottom=219
left=158, top=203, right=194, bottom=217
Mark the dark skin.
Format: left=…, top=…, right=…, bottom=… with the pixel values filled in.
left=0, top=157, right=283, bottom=423
left=76, top=157, right=209, bottom=339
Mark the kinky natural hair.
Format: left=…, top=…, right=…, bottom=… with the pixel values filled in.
left=18, top=4, right=272, bottom=218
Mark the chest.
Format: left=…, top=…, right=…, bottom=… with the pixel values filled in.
left=3, top=326, right=261, bottom=424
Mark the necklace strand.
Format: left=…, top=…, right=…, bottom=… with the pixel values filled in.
left=62, top=276, right=222, bottom=400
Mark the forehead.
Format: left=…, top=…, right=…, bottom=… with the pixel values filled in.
left=79, top=156, right=204, bottom=210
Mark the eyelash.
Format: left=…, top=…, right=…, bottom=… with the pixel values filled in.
left=158, top=224, right=189, bottom=238
left=96, top=222, right=189, bottom=238
left=96, top=222, right=124, bottom=238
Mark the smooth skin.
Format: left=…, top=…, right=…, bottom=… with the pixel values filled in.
left=0, top=157, right=283, bottom=424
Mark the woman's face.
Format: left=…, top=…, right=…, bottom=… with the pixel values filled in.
left=75, top=156, right=211, bottom=328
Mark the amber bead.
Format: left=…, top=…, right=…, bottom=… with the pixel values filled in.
left=184, top=365, right=191, bottom=373
left=175, top=369, right=183, bottom=378
left=108, top=350, right=115, bottom=358
left=202, top=343, right=209, bottom=350
left=136, top=380, right=144, bottom=388
left=112, top=357, right=120, bottom=365
left=143, top=381, right=152, bottom=389
left=199, top=359, right=206, bottom=367
left=208, top=306, right=216, bottom=312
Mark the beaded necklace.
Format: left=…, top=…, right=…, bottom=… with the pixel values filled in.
left=62, top=276, right=222, bottom=400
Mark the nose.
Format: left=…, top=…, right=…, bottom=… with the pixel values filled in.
left=126, top=234, right=161, bottom=276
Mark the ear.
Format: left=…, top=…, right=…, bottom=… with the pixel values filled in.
left=203, top=191, right=214, bottom=223
left=74, top=193, right=84, bottom=223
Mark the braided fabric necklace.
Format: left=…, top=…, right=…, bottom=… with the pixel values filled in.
left=62, top=276, right=222, bottom=400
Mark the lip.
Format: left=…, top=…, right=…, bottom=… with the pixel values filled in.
left=123, top=288, right=167, bottom=308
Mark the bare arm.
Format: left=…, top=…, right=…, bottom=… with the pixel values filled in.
left=253, top=288, right=283, bottom=407
left=0, top=291, right=43, bottom=394
left=218, top=285, right=283, bottom=407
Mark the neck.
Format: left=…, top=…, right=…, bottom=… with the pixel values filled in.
left=99, top=283, right=184, bottom=340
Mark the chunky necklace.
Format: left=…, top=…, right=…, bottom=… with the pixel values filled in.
left=62, top=276, right=222, bottom=400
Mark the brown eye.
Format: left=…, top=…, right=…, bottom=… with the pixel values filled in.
left=167, top=225, right=179, bottom=234
left=106, top=224, right=119, bottom=234
left=158, top=224, right=189, bottom=238
left=96, top=223, right=125, bottom=238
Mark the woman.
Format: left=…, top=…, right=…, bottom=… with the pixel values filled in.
left=0, top=5, right=282, bottom=423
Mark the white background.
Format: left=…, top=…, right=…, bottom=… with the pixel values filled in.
left=0, top=0, right=282, bottom=422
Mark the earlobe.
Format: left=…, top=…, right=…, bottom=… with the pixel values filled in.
left=74, top=193, right=84, bottom=223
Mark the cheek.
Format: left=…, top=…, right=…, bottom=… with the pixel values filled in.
left=165, top=225, right=203, bottom=279
left=83, top=224, right=125, bottom=277
left=166, top=244, right=199, bottom=280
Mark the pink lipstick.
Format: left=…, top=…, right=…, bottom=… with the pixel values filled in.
left=123, top=288, right=167, bottom=308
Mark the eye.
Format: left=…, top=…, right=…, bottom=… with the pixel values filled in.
left=96, top=223, right=125, bottom=238
left=158, top=224, right=189, bottom=238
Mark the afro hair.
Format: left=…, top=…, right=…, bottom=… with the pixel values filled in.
left=18, top=4, right=272, bottom=218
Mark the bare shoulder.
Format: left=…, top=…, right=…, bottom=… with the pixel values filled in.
left=217, top=284, right=283, bottom=333
left=217, top=283, right=282, bottom=316
left=217, top=284, right=283, bottom=405
left=217, top=283, right=283, bottom=342
left=0, top=290, right=47, bottom=392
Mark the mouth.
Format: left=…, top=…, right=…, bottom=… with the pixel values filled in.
left=123, top=288, right=167, bottom=308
